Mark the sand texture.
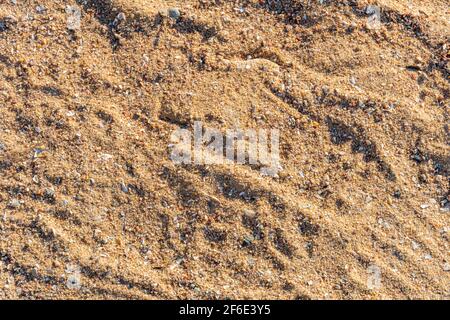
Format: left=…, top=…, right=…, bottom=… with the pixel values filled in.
left=0, top=0, right=449, bottom=299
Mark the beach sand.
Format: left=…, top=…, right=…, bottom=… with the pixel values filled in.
left=0, top=0, right=448, bottom=299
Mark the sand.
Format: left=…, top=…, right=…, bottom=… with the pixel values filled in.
left=0, top=0, right=448, bottom=299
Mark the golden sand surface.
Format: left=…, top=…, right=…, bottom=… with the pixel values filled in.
left=0, top=0, right=448, bottom=299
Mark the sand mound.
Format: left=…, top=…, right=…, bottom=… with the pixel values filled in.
left=0, top=0, right=448, bottom=299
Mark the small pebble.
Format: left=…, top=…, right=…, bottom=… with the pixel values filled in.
left=0, top=142, right=5, bottom=151
left=120, top=182, right=129, bottom=193
left=66, top=274, right=81, bottom=290
left=168, top=8, right=181, bottom=20
left=242, top=235, right=253, bottom=247
left=424, top=253, right=432, bottom=260
left=33, top=147, right=46, bottom=159
left=66, top=5, right=81, bottom=31
left=98, top=153, right=113, bottom=161
left=377, top=218, right=390, bottom=229
left=243, top=209, right=256, bottom=218
left=44, top=188, right=55, bottom=197
left=366, top=5, right=379, bottom=15
left=30, top=268, right=39, bottom=279
left=36, top=5, right=46, bottom=14
left=443, top=263, right=450, bottom=272
left=112, top=12, right=126, bottom=27
left=8, top=199, right=20, bottom=209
